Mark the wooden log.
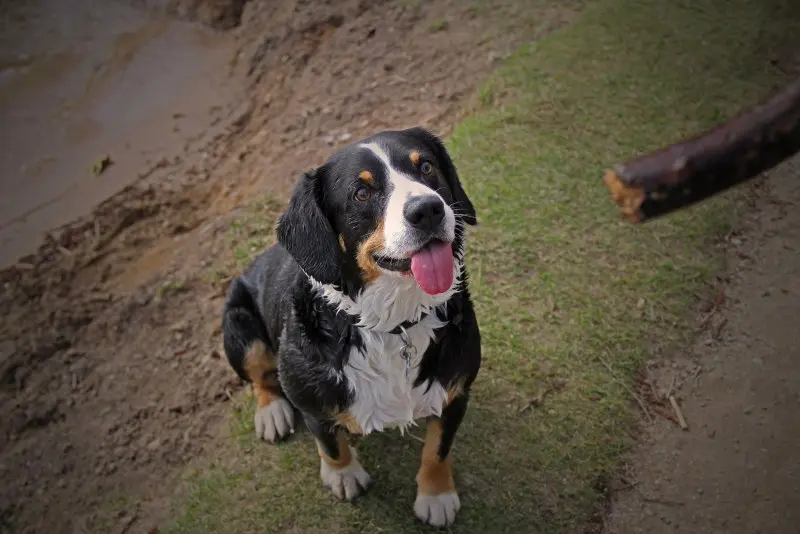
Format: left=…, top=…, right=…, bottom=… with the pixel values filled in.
left=604, top=77, right=800, bottom=223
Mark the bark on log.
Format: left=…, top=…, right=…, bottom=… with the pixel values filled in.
left=604, top=77, right=800, bottom=223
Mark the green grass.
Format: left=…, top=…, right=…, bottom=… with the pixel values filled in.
left=428, top=18, right=450, bottom=32
left=164, top=0, right=799, bottom=532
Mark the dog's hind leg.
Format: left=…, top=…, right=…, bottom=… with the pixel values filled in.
left=223, top=278, right=295, bottom=443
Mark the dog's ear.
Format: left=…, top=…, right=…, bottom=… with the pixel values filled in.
left=276, top=167, right=343, bottom=284
left=405, top=126, right=477, bottom=226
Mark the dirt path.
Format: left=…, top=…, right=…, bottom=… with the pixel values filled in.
left=608, top=158, right=800, bottom=533
left=0, top=1, right=577, bottom=532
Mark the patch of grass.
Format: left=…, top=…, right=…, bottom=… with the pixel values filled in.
left=227, top=196, right=285, bottom=271
left=202, top=196, right=285, bottom=287
left=428, top=18, right=449, bottom=32
left=164, top=0, right=798, bottom=532
left=153, top=278, right=188, bottom=303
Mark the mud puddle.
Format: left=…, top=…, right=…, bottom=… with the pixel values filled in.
left=0, top=0, right=242, bottom=268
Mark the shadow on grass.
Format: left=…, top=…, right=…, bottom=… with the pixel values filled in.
left=165, top=0, right=800, bottom=532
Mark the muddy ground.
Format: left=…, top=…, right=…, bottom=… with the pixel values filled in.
left=0, top=0, right=578, bottom=532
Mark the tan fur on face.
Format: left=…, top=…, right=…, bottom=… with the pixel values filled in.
left=359, top=170, right=374, bottom=184
left=356, top=218, right=385, bottom=283
left=338, top=233, right=347, bottom=253
left=410, top=151, right=421, bottom=166
left=317, top=429, right=353, bottom=468
left=244, top=341, right=280, bottom=409
left=416, top=418, right=455, bottom=496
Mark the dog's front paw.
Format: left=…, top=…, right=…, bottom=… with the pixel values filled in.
left=319, top=449, right=371, bottom=501
left=414, top=492, right=461, bottom=527
left=254, top=397, right=295, bottom=443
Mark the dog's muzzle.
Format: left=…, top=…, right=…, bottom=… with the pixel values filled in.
left=403, top=195, right=446, bottom=235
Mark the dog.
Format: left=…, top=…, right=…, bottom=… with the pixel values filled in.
left=221, top=126, right=481, bottom=527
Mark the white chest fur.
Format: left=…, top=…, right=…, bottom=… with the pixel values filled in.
left=341, top=314, right=448, bottom=435
left=310, top=263, right=464, bottom=435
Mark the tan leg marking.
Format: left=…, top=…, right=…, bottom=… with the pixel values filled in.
left=446, top=377, right=467, bottom=406
left=317, top=429, right=372, bottom=501
left=244, top=341, right=294, bottom=442
left=316, top=429, right=353, bottom=469
left=335, top=411, right=365, bottom=435
left=243, top=341, right=279, bottom=408
left=416, top=418, right=455, bottom=495
left=414, top=417, right=461, bottom=526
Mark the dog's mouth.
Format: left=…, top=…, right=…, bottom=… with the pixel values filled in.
left=374, top=239, right=454, bottom=295
left=375, top=255, right=412, bottom=273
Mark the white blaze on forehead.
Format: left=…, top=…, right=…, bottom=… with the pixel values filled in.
left=360, top=142, right=454, bottom=256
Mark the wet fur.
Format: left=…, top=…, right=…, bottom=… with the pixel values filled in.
left=222, top=127, right=481, bottom=524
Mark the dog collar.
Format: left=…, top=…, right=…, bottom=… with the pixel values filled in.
left=387, top=313, right=429, bottom=335
left=386, top=306, right=464, bottom=336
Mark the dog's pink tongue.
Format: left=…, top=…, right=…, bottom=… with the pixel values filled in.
left=410, top=241, right=454, bottom=295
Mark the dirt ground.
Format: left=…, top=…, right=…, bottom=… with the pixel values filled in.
left=0, top=0, right=578, bottom=532
left=608, top=158, right=800, bottom=534
left=3, top=1, right=797, bottom=533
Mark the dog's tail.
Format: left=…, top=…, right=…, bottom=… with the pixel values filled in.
left=222, top=277, right=270, bottom=382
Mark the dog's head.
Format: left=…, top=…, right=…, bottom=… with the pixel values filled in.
left=277, top=127, right=476, bottom=297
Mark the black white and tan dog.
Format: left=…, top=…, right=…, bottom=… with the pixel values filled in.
left=221, top=127, right=481, bottom=527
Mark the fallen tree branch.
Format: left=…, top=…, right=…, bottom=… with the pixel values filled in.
left=604, top=77, right=800, bottom=223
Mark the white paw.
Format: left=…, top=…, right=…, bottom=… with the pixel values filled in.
left=319, top=448, right=371, bottom=501
left=414, top=491, right=461, bottom=527
left=254, top=398, right=295, bottom=443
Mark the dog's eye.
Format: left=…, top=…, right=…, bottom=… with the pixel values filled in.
left=420, top=161, right=434, bottom=175
left=354, top=187, right=372, bottom=202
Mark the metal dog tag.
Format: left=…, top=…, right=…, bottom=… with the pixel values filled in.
left=397, top=325, right=415, bottom=378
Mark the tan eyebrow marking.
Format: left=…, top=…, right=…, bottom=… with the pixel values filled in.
left=410, top=151, right=421, bottom=166
left=359, top=170, right=374, bottom=184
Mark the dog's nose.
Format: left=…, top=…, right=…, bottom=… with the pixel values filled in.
left=403, top=195, right=445, bottom=232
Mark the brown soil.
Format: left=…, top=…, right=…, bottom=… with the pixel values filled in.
left=607, top=158, right=800, bottom=534
left=0, top=1, right=578, bottom=532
